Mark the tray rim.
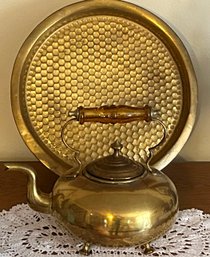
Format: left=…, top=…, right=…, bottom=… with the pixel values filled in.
left=11, top=0, right=197, bottom=175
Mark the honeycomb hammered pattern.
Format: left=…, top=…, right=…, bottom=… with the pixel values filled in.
left=25, top=15, right=182, bottom=167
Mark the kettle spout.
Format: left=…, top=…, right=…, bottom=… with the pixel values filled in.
left=4, top=163, right=52, bottom=214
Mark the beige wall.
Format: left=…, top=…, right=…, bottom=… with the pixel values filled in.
left=0, top=0, right=209, bottom=162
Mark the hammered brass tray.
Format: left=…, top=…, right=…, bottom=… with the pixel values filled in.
left=11, top=0, right=197, bottom=175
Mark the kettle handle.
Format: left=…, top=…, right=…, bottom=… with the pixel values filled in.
left=68, top=105, right=158, bottom=124
left=61, top=104, right=158, bottom=151
left=61, top=104, right=166, bottom=172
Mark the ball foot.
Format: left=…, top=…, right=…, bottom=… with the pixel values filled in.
left=79, top=242, right=92, bottom=256
left=142, top=243, right=155, bottom=254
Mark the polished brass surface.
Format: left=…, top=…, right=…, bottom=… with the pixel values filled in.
left=5, top=162, right=178, bottom=249
left=69, top=105, right=152, bottom=124
left=11, top=0, right=197, bottom=175
left=53, top=172, right=178, bottom=247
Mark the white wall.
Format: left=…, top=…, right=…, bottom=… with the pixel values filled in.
left=0, top=0, right=209, bottom=161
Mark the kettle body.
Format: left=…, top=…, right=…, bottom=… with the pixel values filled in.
left=52, top=166, right=178, bottom=247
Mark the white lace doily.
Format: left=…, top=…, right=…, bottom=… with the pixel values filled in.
left=0, top=204, right=210, bottom=257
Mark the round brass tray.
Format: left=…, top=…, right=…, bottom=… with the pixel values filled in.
left=11, top=0, right=197, bottom=175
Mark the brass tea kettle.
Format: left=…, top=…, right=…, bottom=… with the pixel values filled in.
left=5, top=105, right=178, bottom=255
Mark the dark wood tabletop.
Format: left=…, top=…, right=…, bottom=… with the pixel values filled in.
left=0, top=161, right=210, bottom=213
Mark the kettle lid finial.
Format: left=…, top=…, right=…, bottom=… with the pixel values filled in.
left=111, top=140, right=123, bottom=157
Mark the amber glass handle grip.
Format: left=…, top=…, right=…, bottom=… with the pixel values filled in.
left=68, top=105, right=155, bottom=124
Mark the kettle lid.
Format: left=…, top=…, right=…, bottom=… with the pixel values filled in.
left=84, top=140, right=144, bottom=183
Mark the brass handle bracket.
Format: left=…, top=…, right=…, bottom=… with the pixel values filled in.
left=145, top=118, right=167, bottom=173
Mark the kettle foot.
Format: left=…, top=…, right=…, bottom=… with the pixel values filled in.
left=142, top=243, right=155, bottom=254
left=79, top=242, right=92, bottom=256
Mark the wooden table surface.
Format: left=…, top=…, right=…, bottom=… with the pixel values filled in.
left=0, top=161, right=210, bottom=213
